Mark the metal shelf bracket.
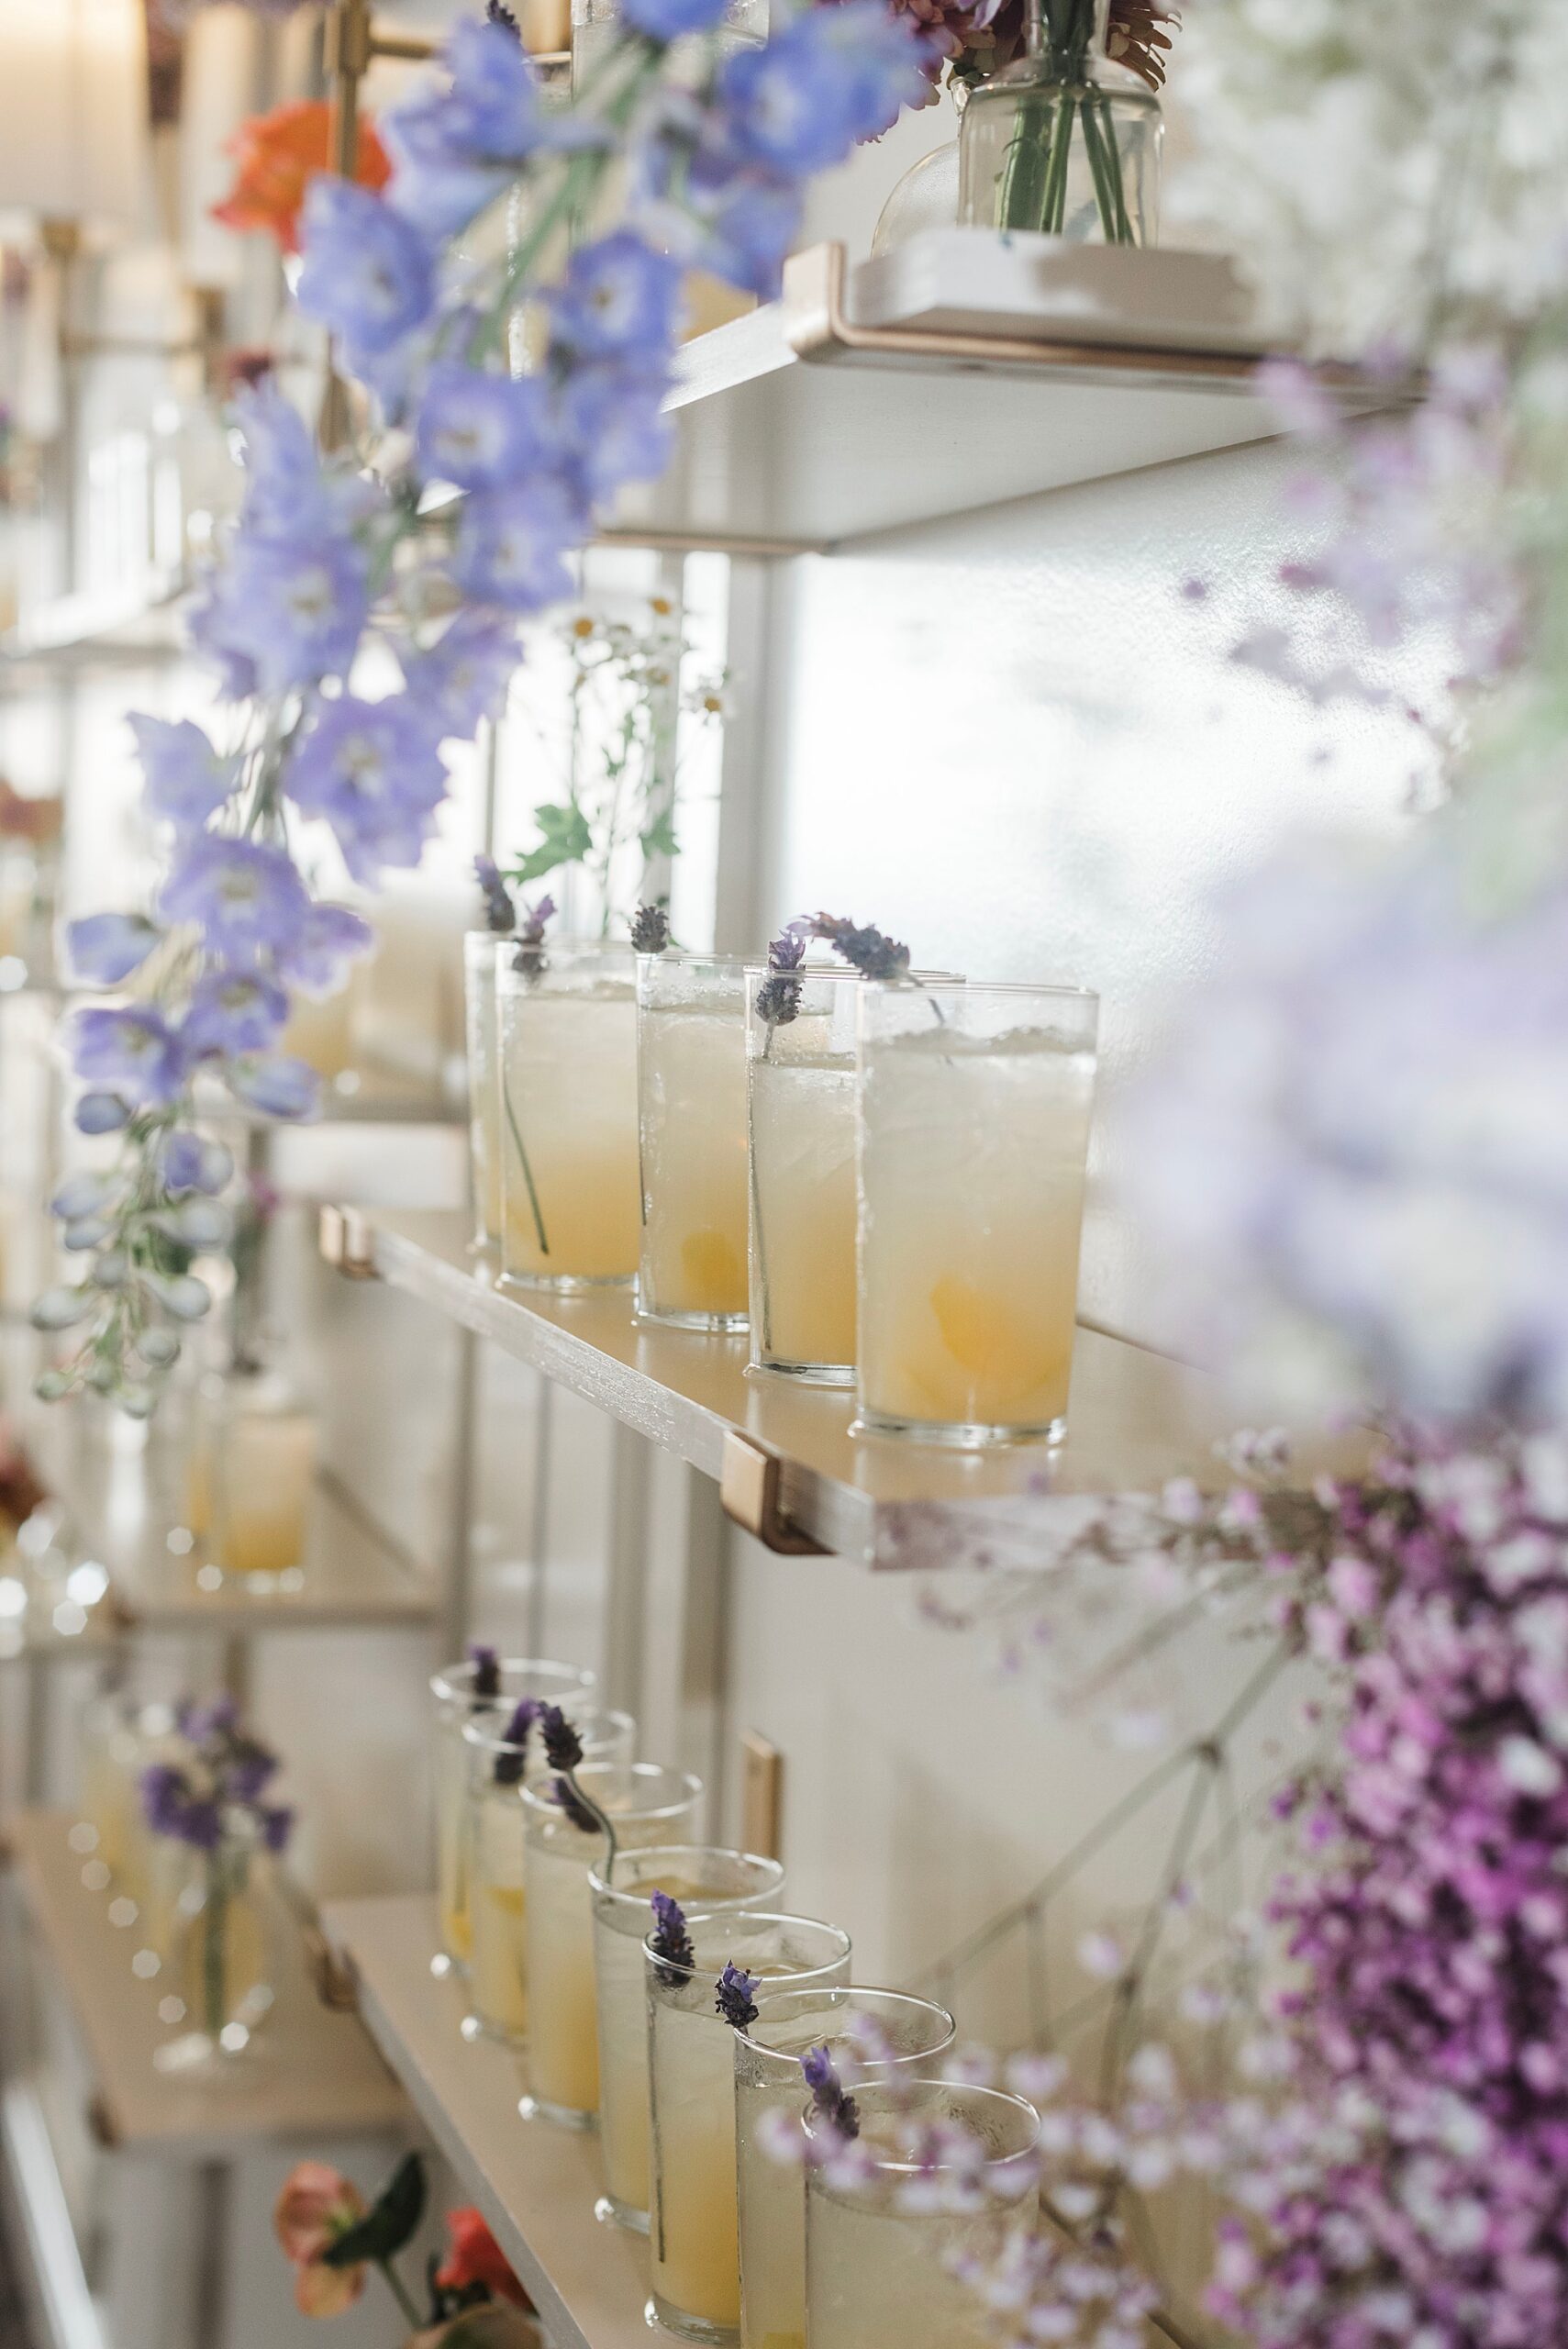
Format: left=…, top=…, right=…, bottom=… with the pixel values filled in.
left=318, top=1204, right=380, bottom=1281
left=720, top=1431, right=828, bottom=1556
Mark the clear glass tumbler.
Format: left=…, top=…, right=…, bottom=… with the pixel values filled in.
left=746, top=964, right=958, bottom=1383
left=519, top=1762, right=702, bottom=2127
left=637, top=952, right=751, bottom=1330
left=805, top=2081, right=1041, bottom=2349
left=428, top=1656, right=595, bottom=1977
left=647, top=1911, right=851, bottom=2344
left=735, top=1988, right=956, bottom=2349
left=464, top=929, right=506, bottom=1252
left=857, top=981, right=1098, bottom=1445
left=590, top=1846, right=786, bottom=2234
left=496, top=941, right=641, bottom=1290
left=462, top=1707, right=635, bottom=2045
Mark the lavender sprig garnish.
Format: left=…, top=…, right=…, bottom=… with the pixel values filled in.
left=754, top=922, right=808, bottom=1038
left=493, top=1697, right=541, bottom=1787
left=485, top=0, right=521, bottom=31
left=469, top=1642, right=501, bottom=1703
left=807, top=914, right=911, bottom=983
left=716, top=1961, right=762, bottom=2029
left=649, top=1889, right=695, bottom=1987
left=501, top=896, right=555, bottom=1256
left=801, top=2043, right=861, bottom=2139
left=631, top=902, right=671, bottom=954
left=474, top=854, right=516, bottom=935
left=539, top=1704, right=618, bottom=1876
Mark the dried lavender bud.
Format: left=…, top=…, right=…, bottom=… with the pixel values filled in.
left=539, top=1704, right=584, bottom=1774
left=809, top=914, right=911, bottom=983
left=553, top=1773, right=599, bottom=1834
left=511, top=893, right=555, bottom=978
left=802, top=2043, right=861, bottom=2138
left=649, top=1889, right=695, bottom=1987
left=486, top=0, right=521, bottom=31
left=469, top=1642, right=501, bottom=1702
left=474, top=854, right=516, bottom=935
left=631, top=903, right=671, bottom=954
left=493, top=1697, right=541, bottom=1787
left=716, top=1961, right=762, bottom=2029
left=755, top=922, right=808, bottom=1028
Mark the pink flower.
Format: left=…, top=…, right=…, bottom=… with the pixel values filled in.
left=273, top=2163, right=367, bottom=2317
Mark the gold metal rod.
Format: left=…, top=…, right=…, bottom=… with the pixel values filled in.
left=591, top=525, right=827, bottom=560
left=367, top=30, right=438, bottom=60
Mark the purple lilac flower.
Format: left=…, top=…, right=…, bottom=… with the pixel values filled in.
left=72, top=1007, right=186, bottom=1107
left=182, top=970, right=289, bottom=1059
left=158, top=1130, right=234, bottom=1195
left=284, top=695, right=448, bottom=883
left=556, top=361, right=673, bottom=501
left=802, top=2043, right=861, bottom=2138
left=65, top=912, right=161, bottom=986
left=276, top=902, right=375, bottom=997
left=161, top=835, right=310, bottom=964
left=222, top=529, right=372, bottom=696
left=127, top=714, right=236, bottom=830
left=415, top=362, right=558, bottom=492
left=402, top=611, right=520, bottom=739
left=296, top=178, right=437, bottom=364
left=75, top=1091, right=131, bottom=1135
left=649, top=1889, right=696, bottom=1986
left=227, top=1054, right=319, bottom=1120
left=716, top=1962, right=762, bottom=2029
left=550, top=233, right=684, bottom=363
left=451, top=477, right=585, bottom=614
left=475, top=855, right=516, bottom=935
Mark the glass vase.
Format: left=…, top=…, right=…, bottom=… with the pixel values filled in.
left=647, top=1911, right=851, bottom=2344
left=156, top=1833, right=279, bottom=2074
left=428, top=1656, right=596, bottom=1978
left=589, top=1845, right=786, bottom=2233
left=464, top=930, right=507, bottom=1252
left=805, top=2082, right=1041, bottom=2349
left=959, top=40, right=1162, bottom=244
left=462, top=1706, right=636, bottom=2047
left=206, top=1367, right=317, bottom=1586
left=856, top=980, right=1098, bottom=1446
left=496, top=942, right=641, bottom=1292
left=638, top=952, right=751, bottom=1330
left=735, top=1988, right=956, bottom=2349
left=518, top=1763, right=703, bottom=2128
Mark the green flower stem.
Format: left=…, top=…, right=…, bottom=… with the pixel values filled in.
left=376, top=2258, right=423, bottom=2330
left=502, top=1073, right=550, bottom=1258
left=204, top=1850, right=229, bottom=2042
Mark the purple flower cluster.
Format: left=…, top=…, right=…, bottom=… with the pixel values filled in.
left=140, top=1694, right=294, bottom=1858
left=649, top=1888, right=695, bottom=1986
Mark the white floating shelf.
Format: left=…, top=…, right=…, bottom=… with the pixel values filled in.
left=324, top=1893, right=649, bottom=2349
left=320, top=1206, right=1318, bottom=1565
left=612, top=235, right=1321, bottom=551
left=5, top=1812, right=406, bottom=2157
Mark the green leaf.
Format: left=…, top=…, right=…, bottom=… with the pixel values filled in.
left=639, top=807, right=679, bottom=860
left=507, top=801, right=593, bottom=885
left=321, top=2152, right=427, bottom=2268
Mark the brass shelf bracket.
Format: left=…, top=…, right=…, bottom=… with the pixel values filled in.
left=318, top=1204, right=380, bottom=1281
left=720, top=1431, right=828, bottom=1556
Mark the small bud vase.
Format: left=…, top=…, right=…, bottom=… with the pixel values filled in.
left=958, top=0, right=1162, bottom=245
left=156, top=1829, right=278, bottom=2075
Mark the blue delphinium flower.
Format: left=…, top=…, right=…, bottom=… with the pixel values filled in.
left=452, top=478, right=585, bottom=614
left=182, top=970, right=290, bottom=1060
left=383, top=20, right=601, bottom=237
left=415, top=362, right=558, bottom=492
left=551, top=232, right=684, bottom=362
left=622, top=0, right=730, bottom=34
left=128, top=715, right=236, bottom=832
left=716, top=1961, right=762, bottom=2029
left=161, top=836, right=310, bottom=964
left=276, top=902, right=375, bottom=997
left=223, top=529, right=373, bottom=696
left=159, top=1130, right=234, bottom=1196
left=227, top=1054, right=320, bottom=1120
left=72, top=1007, right=186, bottom=1107
left=65, top=911, right=161, bottom=986
left=719, top=3, right=927, bottom=177
left=296, top=177, right=438, bottom=365
left=285, top=695, right=448, bottom=882
left=557, top=362, right=673, bottom=501
left=403, top=611, right=520, bottom=739
left=75, top=1091, right=131, bottom=1136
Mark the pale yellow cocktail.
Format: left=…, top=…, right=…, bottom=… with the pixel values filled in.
left=497, top=945, right=640, bottom=1289
left=638, top=954, right=751, bottom=1329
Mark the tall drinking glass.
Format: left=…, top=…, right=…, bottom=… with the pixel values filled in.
left=462, top=1708, right=635, bottom=2045
left=805, top=2081, right=1040, bottom=2349
left=647, top=1911, right=851, bottom=2344
left=746, top=964, right=959, bottom=1382
left=590, top=1846, right=785, bottom=2233
left=428, top=1656, right=595, bottom=1977
left=637, top=953, right=751, bottom=1330
left=464, top=930, right=507, bottom=1251
left=857, top=981, right=1098, bottom=1444
left=519, top=1763, right=702, bottom=2127
left=497, top=942, right=641, bottom=1290
left=735, top=1988, right=956, bottom=2349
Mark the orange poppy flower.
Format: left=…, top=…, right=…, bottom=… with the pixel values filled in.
left=212, top=100, right=391, bottom=256
left=434, top=2210, right=528, bottom=2308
